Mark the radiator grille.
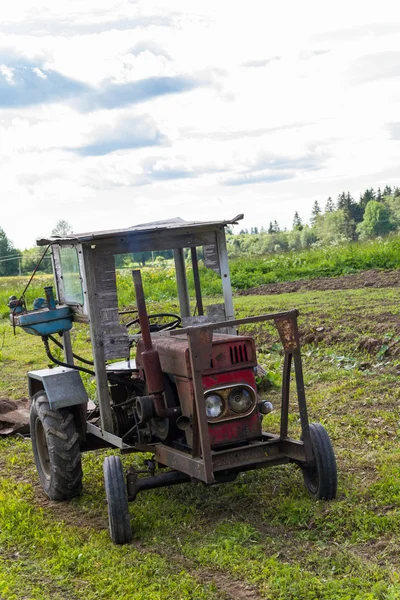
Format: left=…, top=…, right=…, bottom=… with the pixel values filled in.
left=229, top=343, right=249, bottom=365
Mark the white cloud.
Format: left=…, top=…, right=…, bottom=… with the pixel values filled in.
left=1, top=0, right=400, bottom=247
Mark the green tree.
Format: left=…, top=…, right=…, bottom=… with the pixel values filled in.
left=292, top=211, right=303, bottom=231
left=52, top=220, right=73, bottom=236
left=314, top=210, right=352, bottom=245
left=0, top=228, right=21, bottom=276
left=310, top=200, right=321, bottom=225
left=21, top=248, right=52, bottom=274
left=383, top=185, right=392, bottom=196
left=268, top=220, right=280, bottom=234
left=325, top=197, right=334, bottom=212
left=356, top=201, right=394, bottom=239
left=359, top=188, right=375, bottom=209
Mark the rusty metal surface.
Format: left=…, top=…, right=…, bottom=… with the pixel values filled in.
left=137, top=334, right=256, bottom=379
left=293, top=353, right=314, bottom=463
left=154, top=444, right=208, bottom=481
left=170, top=309, right=299, bottom=337
left=212, top=435, right=308, bottom=470
left=274, top=315, right=300, bottom=353
left=280, top=353, right=292, bottom=440
left=187, top=326, right=215, bottom=482
left=140, top=351, right=164, bottom=395
left=132, top=270, right=153, bottom=351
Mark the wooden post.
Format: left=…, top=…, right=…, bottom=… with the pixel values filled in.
left=81, top=246, right=114, bottom=433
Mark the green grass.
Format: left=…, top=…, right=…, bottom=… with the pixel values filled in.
left=2, top=278, right=400, bottom=598
left=229, top=235, right=400, bottom=289
left=3, top=236, right=400, bottom=314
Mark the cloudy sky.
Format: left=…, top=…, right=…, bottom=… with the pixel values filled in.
left=1, top=0, right=400, bottom=249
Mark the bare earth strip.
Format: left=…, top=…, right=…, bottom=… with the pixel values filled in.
left=238, top=268, right=400, bottom=296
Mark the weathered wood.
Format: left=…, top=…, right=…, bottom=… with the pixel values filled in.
left=92, top=249, right=129, bottom=360
left=89, top=229, right=216, bottom=254
left=81, top=246, right=114, bottom=433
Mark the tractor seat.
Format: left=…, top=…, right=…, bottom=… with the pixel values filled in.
left=106, top=359, right=137, bottom=374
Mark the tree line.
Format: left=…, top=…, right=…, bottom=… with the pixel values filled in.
left=1, top=185, right=400, bottom=275
left=229, top=185, right=400, bottom=257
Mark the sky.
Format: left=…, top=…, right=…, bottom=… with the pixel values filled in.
left=1, top=0, right=400, bottom=249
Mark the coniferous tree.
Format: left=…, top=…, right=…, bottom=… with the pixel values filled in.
left=376, top=187, right=383, bottom=202
left=292, top=211, right=303, bottom=231
left=360, top=188, right=375, bottom=209
left=310, top=200, right=321, bottom=225
left=325, top=197, right=334, bottom=212
left=273, top=220, right=280, bottom=233
left=336, top=192, right=347, bottom=210
left=383, top=185, right=392, bottom=196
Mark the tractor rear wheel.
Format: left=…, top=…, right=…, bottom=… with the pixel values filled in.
left=103, top=455, right=132, bottom=545
left=302, top=423, right=337, bottom=500
left=30, top=392, right=83, bottom=501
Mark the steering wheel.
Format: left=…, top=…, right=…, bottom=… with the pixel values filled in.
left=125, top=312, right=182, bottom=333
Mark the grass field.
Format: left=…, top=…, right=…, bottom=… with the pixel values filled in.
left=1, top=276, right=400, bottom=599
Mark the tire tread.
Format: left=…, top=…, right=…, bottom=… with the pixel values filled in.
left=30, top=392, right=83, bottom=501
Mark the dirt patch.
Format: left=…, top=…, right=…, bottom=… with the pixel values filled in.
left=0, top=397, right=30, bottom=435
left=238, top=269, right=400, bottom=296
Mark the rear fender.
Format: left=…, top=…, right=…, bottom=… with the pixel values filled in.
left=28, top=367, right=88, bottom=410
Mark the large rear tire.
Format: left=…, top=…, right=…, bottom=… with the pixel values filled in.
left=30, top=392, right=83, bottom=501
left=302, top=423, right=337, bottom=500
left=103, top=455, right=132, bottom=545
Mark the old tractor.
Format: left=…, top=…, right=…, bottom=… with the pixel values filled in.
left=8, top=216, right=337, bottom=544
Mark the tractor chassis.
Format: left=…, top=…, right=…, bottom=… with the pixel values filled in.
left=94, top=308, right=315, bottom=499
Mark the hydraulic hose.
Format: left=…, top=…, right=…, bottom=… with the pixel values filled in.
left=42, top=336, right=137, bottom=388
left=48, top=334, right=94, bottom=366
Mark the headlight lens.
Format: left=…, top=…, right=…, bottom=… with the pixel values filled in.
left=228, top=387, right=253, bottom=413
left=205, top=394, right=224, bottom=419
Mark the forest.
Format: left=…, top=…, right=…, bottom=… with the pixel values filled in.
left=0, top=185, right=399, bottom=277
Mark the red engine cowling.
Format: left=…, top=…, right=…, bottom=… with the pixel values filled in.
left=136, top=333, right=262, bottom=449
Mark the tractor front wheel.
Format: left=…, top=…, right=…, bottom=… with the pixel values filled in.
left=103, top=455, right=132, bottom=545
left=30, top=392, right=83, bottom=501
left=302, top=423, right=337, bottom=500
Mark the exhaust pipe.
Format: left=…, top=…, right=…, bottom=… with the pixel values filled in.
left=132, top=270, right=180, bottom=420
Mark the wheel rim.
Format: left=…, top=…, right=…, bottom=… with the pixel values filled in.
left=35, top=419, right=51, bottom=480
left=304, top=466, right=319, bottom=495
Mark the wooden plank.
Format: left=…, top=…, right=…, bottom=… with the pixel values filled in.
left=92, top=229, right=216, bottom=254
left=92, top=249, right=129, bottom=360
left=81, top=246, right=114, bottom=433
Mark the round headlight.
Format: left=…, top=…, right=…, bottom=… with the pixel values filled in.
left=205, top=394, right=224, bottom=419
left=228, top=387, right=253, bottom=413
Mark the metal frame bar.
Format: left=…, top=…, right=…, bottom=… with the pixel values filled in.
left=173, top=248, right=190, bottom=318
left=190, top=247, right=204, bottom=316
left=215, top=227, right=235, bottom=333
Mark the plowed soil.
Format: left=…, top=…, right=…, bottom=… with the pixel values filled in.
left=238, top=269, right=400, bottom=296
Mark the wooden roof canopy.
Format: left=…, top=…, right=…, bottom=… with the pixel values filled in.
left=37, top=215, right=244, bottom=252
